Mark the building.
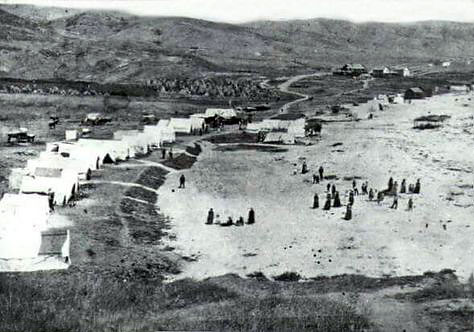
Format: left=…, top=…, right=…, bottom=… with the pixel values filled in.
left=371, top=67, right=391, bottom=78
left=442, top=61, right=451, bottom=68
left=404, top=87, right=426, bottom=100
left=335, top=64, right=368, bottom=76
left=392, top=67, right=410, bottom=77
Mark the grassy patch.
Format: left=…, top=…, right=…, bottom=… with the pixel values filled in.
left=215, top=144, right=288, bottom=153
left=162, top=153, right=197, bottom=170
left=205, top=132, right=258, bottom=144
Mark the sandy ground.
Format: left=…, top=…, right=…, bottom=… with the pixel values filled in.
left=159, top=92, right=474, bottom=281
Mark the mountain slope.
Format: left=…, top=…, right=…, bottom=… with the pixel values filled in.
left=1, top=4, right=474, bottom=83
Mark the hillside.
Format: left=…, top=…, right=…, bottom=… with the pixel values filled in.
left=1, top=4, right=474, bottom=83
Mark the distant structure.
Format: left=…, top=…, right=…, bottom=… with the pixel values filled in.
left=371, top=66, right=410, bottom=78
left=442, top=61, right=451, bottom=68
left=334, top=64, right=368, bottom=77
left=404, top=87, right=430, bottom=100
left=392, top=66, right=411, bottom=77
left=371, top=67, right=391, bottom=78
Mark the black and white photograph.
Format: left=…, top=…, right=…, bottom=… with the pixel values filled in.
left=1, top=0, right=474, bottom=330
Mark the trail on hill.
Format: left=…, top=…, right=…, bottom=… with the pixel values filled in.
left=275, top=72, right=329, bottom=114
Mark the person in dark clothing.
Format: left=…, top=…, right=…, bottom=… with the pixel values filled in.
left=302, top=161, right=308, bottom=174
left=349, top=191, right=355, bottom=206
left=206, top=208, right=214, bottom=224
left=377, top=191, right=384, bottom=205
left=169, top=148, right=173, bottom=159
left=390, top=195, right=398, bottom=209
left=400, top=179, right=406, bottom=193
left=333, top=191, right=342, bottom=208
left=179, top=174, right=186, bottom=188
left=408, top=198, right=413, bottom=210
left=331, top=184, right=336, bottom=198
left=414, top=179, right=421, bottom=194
left=344, top=204, right=352, bottom=220
left=247, top=208, right=255, bottom=224
left=326, top=183, right=331, bottom=192
left=319, top=166, right=324, bottom=181
left=48, top=190, right=55, bottom=212
left=323, top=193, right=331, bottom=210
left=352, top=179, right=357, bottom=190
left=236, top=217, right=244, bottom=226
left=388, top=177, right=394, bottom=192
left=221, top=217, right=233, bottom=227
left=409, top=183, right=415, bottom=193
left=162, top=148, right=166, bottom=159
left=368, top=188, right=374, bottom=201
left=312, top=174, right=319, bottom=184
left=312, top=193, right=319, bottom=209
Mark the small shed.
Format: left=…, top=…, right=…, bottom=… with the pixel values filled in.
left=404, top=87, right=426, bottom=100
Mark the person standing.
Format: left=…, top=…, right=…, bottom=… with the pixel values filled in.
left=400, top=179, right=406, bottom=194
left=206, top=208, right=214, bottom=224
left=319, top=166, right=324, bottom=181
left=388, top=177, right=394, bottom=192
left=169, top=148, right=173, bottom=159
left=377, top=191, right=384, bottom=205
left=414, top=179, right=421, bottom=194
left=247, top=208, right=255, bottom=224
left=348, top=191, right=355, bottom=206
left=331, top=184, right=336, bottom=199
left=368, top=188, right=374, bottom=201
left=236, top=217, right=244, bottom=226
left=312, top=193, right=319, bottom=209
left=408, top=198, right=413, bottom=211
left=326, top=183, right=331, bottom=192
left=323, top=193, right=331, bottom=210
left=333, top=191, right=342, bottom=208
left=392, top=181, right=398, bottom=196
left=179, top=174, right=186, bottom=188
left=162, top=148, right=166, bottom=159
left=344, top=204, right=352, bottom=220
left=302, top=161, right=308, bottom=174
left=312, top=174, right=319, bottom=184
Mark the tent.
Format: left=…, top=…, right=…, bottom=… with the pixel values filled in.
left=287, top=119, right=306, bottom=137
left=0, top=193, right=50, bottom=230
left=20, top=168, right=78, bottom=206
left=143, top=125, right=162, bottom=147
left=156, top=119, right=170, bottom=128
left=190, top=116, right=205, bottom=131
left=0, top=216, right=42, bottom=259
left=120, top=133, right=150, bottom=156
left=65, top=130, right=78, bottom=141
left=9, top=168, right=27, bottom=190
left=28, top=154, right=93, bottom=180
left=264, top=132, right=296, bottom=145
left=205, top=108, right=237, bottom=119
left=46, top=142, right=102, bottom=170
left=77, top=139, right=129, bottom=162
left=168, top=118, right=192, bottom=134
left=158, top=126, right=176, bottom=143
left=245, top=122, right=265, bottom=133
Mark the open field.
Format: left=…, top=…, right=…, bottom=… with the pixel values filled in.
left=160, top=92, right=474, bottom=282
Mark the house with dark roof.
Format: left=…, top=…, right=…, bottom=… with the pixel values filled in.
left=404, top=87, right=427, bottom=100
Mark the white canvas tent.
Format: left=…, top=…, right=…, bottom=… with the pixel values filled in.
left=143, top=125, right=163, bottom=147
left=157, top=119, right=170, bottom=128
left=65, top=130, right=78, bottom=141
left=9, top=168, right=27, bottom=190
left=28, top=154, right=92, bottom=180
left=0, top=216, right=42, bottom=259
left=287, top=119, right=306, bottom=138
left=46, top=142, right=102, bottom=170
left=264, top=132, right=296, bottom=144
left=190, top=116, right=205, bottom=131
left=0, top=193, right=50, bottom=230
left=245, top=122, right=265, bottom=133
left=77, top=139, right=129, bottom=162
left=168, top=118, right=192, bottom=134
left=205, top=108, right=237, bottom=119
left=158, top=126, right=176, bottom=143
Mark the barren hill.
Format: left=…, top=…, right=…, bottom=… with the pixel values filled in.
left=1, top=4, right=474, bottom=83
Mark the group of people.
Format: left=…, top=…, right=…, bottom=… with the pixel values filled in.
left=311, top=182, right=353, bottom=220
left=162, top=147, right=174, bottom=159
left=205, top=208, right=256, bottom=227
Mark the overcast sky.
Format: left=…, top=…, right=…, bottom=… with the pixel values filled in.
left=2, top=0, right=474, bottom=23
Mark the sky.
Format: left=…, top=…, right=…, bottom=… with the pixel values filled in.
left=2, top=0, right=474, bottom=23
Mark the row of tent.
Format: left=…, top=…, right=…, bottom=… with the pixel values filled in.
left=0, top=117, right=199, bottom=262
left=245, top=118, right=306, bottom=138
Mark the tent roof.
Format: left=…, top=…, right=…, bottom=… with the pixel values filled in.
left=34, top=167, right=62, bottom=178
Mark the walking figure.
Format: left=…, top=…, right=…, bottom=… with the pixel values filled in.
left=407, top=198, right=413, bottom=211
left=169, top=148, right=173, bottom=159
left=392, top=181, right=399, bottom=196
left=344, top=204, right=352, bottom=220
left=162, top=148, right=166, bottom=159
left=247, top=208, right=255, bottom=224
left=312, top=193, right=319, bottom=209
left=319, top=166, right=324, bottom=181
left=326, top=183, right=331, bottom=192
left=352, top=180, right=357, bottom=190
left=390, top=195, right=398, bottom=209
left=179, top=174, right=186, bottom=188
left=323, top=193, right=331, bottom=211
left=206, top=208, right=214, bottom=224
left=331, top=184, right=336, bottom=199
